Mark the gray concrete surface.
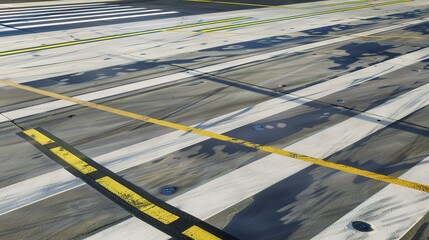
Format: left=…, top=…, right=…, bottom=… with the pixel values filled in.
left=0, top=0, right=428, bottom=239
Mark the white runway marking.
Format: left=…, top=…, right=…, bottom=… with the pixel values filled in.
left=0, top=114, right=9, bottom=122
left=0, top=0, right=428, bottom=239
left=0, top=5, right=133, bottom=18
left=11, top=11, right=178, bottom=29
left=0, top=25, right=16, bottom=33
left=1, top=11, right=423, bottom=87
left=1, top=47, right=428, bottom=216
left=313, top=155, right=429, bottom=239
left=88, top=83, right=429, bottom=239
left=8, top=9, right=162, bottom=25
left=0, top=3, right=119, bottom=14
left=0, top=3, right=178, bottom=31
left=1, top=19, right=427, bottom=123
left=0, top=6, right=137, bottom=21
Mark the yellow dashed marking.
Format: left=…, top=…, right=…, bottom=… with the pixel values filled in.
left=23, top=129, right=55, bottom=145
left=96, top=176, right=179, bottom=224
left=183, top=225, right=222, bottom=240
left=20, top=128, right=232, bottom=239
left=50, top=146, right=97, bottom=174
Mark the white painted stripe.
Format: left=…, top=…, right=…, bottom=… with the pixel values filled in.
left=88, top=83, right=429, bottom=239
left=0, top=2, right=112, bottom=11
left=8, top=9, right=161, bottom=25
left=0, top=6, right=133, bottom=18
left=0, top=7, right=143, bottom=22
left=0, top=27, right=15, bottom=33
left=0, top=7, right=137, bottom=23
left=0, top=3, right=120, bottom=14
left=0, top=114, right=9, bottom=122
left=1, top=71, right=198, bottom=121
left=313, top=156, right=429, bottom=239
left=1, top=19, right=427, bottom=122
left=15, top=11, right=178, bottom=29
left=0, top=47, right=427, bottom=216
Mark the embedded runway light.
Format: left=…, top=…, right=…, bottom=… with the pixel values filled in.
left=351, top=221, right=373, bottom=232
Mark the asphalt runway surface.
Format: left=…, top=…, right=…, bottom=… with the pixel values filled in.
left=0, top=0, right=428, bottom=239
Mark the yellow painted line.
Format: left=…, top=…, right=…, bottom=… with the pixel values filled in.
left=21, top=128, right=233, bottom=239
left=3, top=79, right=429, bottom=193
left=49, top=146, right=97, bottom=174
left=198, top=0, right=411, bottom=32
left=186, top=0, right=300, bottom=9
left=183, top=225, right=222, bottom=240
left=172, top=28, right=428, bottom=39
left=299, top=0, right=382, bottom=9
left=23, top=128, right=55, bottom=145
left=96, top=176, right=180, bottom=224
left=0, top=17, right=248, bottom=57
left=187, top=0, right=383, bottom=10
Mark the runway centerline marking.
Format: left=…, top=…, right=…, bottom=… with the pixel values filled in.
left=19, top=128, right=236, bottom=240
left=2, top=79, right=429, bottom=193
left=0, top=16, right=248, bottom=57
left=197, top=0, right=411, bottom=32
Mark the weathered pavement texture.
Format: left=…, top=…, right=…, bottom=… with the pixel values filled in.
left=0, top=0, right=428, bottom=239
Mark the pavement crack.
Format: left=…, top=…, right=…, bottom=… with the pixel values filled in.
left=1, top=113, right=24, bottom=130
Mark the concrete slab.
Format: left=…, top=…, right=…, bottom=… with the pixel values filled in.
left=0, top=0, right=428, bottom=239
